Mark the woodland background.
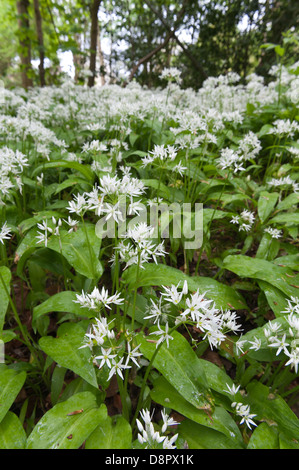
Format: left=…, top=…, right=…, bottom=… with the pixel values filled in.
left=1, top=0, right=298, bottom=91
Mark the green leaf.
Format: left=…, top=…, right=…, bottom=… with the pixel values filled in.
left=256, top=233, right=280, bottom=261
left=16, top=224, right=103, bottom=280
left=178, top=418, right=243, bottom=449
left=39, top=322, right=98, bottom=388
left=151, top=376, right=243, bottom=444
left=276, top=193, right=299, bottom=211
left=274, top=254, right=299, bottom=271
left=51, top=365, right=67, bottom=406
left=48, top=224, right=103, bottom=280
left=257, top=280, right=288, bottom=316
left=223, top=255, right=299, bottom=299
left=247, top=381, right=299, bottom=442
left=32, top=290, right=94, bottom=332
left=247, top=422, right=279, bottom=449
left=26, top=392, right=107, bottom=449
left=136, top=329, right=212, bottom=410
left=269, top=212, right=299, bottom=226
left=32, top=160, right=94, bottom=182
left=85, top=414, right=132, bottom=449
left=257, top=191, right=279, bottom=223
left=0, top=266, right=11, bottom=333
left=122, top=263, right=248, bottom=311
left=0, top=365, right=26, bottom=423
left=0, top=412, right=27, bottom=449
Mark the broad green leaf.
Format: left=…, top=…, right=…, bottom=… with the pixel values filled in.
left=32, top=160, right=94, bottom=182
left=257, top=191, right=279, bottom=223
left=0, top=365, right=26, bottom=423
left=274, top=254, right=299, bottom=270
left=85, top=415, right=132, bottom=449
left=150, top=375, right=243, bottom=444
left=198, top=357, right=236, bottom=397
left=247, top=381, right=299, bottom=441
left=54, top=176, right=92, bottom=195
left=279, top=433, right=299, bottom=449
left=26, top=392, right=107, bottom=449
left=178, top=418, right=243, bottom=449
left=276, top=193, right=299, bottom=211
left=0, top=412, right=27, bottom=449
left=48, top=224, right=103, bottom=279
left=223, top=255, right=299, bottom=298
left=51, top=365, right=67, bottom=406
left=257, top=280, right=289, bottom=316
left=256, top=233, right=280, bottom=260
left=122, top=263, right=248, bottom=311
left=136, top=329, right=212, bottom=410
left=269, top=212, right=299, bottom=226
left=247, top=422, right=279, bottom=449
left=0, top=266, right=11, bottom=333
left=39, top=322, right=98, bottom=388
left=32, top=290, right=94, bottom=332
left=142, top=179, right=171, bottom=199
left=16, top=224, right=103, bottom=280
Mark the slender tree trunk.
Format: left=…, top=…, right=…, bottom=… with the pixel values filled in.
left=97, top=26, right=106, bottom=86
left=33, top=0, right=45, bottom=87
left=88, top=0, right=101, bottom=87
left=16, top=0, right=33, bottom=89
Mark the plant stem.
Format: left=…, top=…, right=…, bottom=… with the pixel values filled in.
left=131, top=323, right=181, bottom=434
left=0, top=271, right=42, bottom=368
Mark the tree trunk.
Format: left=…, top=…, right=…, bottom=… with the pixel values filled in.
left=16, top=0, right=33, bottom=89
left=97, top=25, right=106, bottom=86
left=88, top=0, right=101, bottom=87
left=33, top=0, right=45, bottom=87
left=143, top=0, right=207, bottom=80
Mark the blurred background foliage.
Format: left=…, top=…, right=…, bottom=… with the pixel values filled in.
left=0, top=0, right=298, bottom=89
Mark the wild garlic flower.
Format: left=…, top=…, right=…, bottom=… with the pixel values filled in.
left=0, top=147, right=28, bottom=204
left=136, top=408, right=179, bottom=449
left=159, top=67, right=182, bottom=84
left=217, top=148, right=245, bottom=173
left=74, top=286, right=124, bottom=311
left=141, top=144, right=178, bottom=167
left=267, top=119, right=299, bottom=138
left=0, top=221, right=12, bottom=244
left=82, top=140, right=108, bottom=153
left=147, top=283, right=241, bottom=350
left=264, top=227, right=282, bottom=239
left=231, top=402, right=257, bottom=430
left=230, top=209, right=255, bottom=232
left=36, top=216, right=74, bottom=247
left=268, top=175, right=298, bottom=193
left=114, top=223, right=167, bottom=270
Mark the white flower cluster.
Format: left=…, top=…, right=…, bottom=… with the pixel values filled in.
left=36, top=216, right=79, bottom=247
left=67, top=172, right=146, bottom=220
left=217, top=131, right=261, bottom=174
left=0, top=146, right=28, bottom=204
left=145, top=281, right=242, bottom=350
left=136, top=408, right=179, bottom=449
left=230, top=209, right=255, bottom=232
left=77, top=287, right=142, bottom=380
left=231, top=402, right=257, bottom=430
left=268, top=175, right=299, bottom=193
left=141, top=144, right=178, bottom=167
left=0, top=221, right=12, bottom=245
left=236, top=298, right=299, bottom=374
left=264, top=227, right=282, bottom=239
left=159, top=67, right=182, bottom=84
left=114, top=222, right=167, bottom=270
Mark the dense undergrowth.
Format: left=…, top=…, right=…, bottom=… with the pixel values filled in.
left=0, top=62, right=299, bottom=449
